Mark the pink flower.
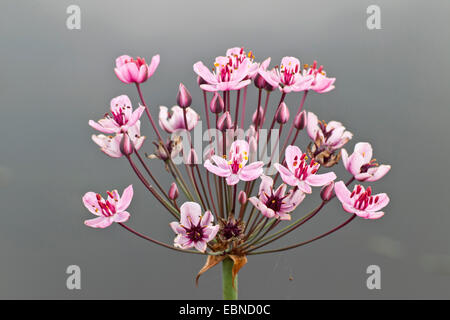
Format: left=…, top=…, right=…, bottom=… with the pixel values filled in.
left=193, top=50, right=253, bottom=92
left=89, top=95, right=145, bottom=134
left=334, top=181, right=389, bottom=219
left=341, top=142, right=391, bottom=182
left=274, top=145, right=336, bottom=193
left=225, top=47, right=259, bottom=79
left=204, top=140, right=264, bottom=185
left=114, top=54, right=160, bottom=84
left=302, top=61, right=336, bottom=93
left=82, top=185, right=133, bottom=228
left=307, top=112, right=353, bottom=150
left=91, top=122, right=145, bottom=158
left=170, top=202, right=219, bottom=252
left=249, top=175, right=305, bottom=220
left=258, top=57, right=314, bottom=93
left=158, top=105, right=199, bottom=133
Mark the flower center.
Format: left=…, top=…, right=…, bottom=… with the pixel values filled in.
left=360, top=159, right=378, bottom=173
left=350, top=185, right=379, bottom=210
left=265, top=194, right=284, bottom=212
left=293, top=153, right=319, bottom=180
left=94, top=193, right=116, bottom=217
left=185, top=224, right=205, bottom=242
left=279, top=62, right=300, bottom=86
left=124, top=57, right=147, bottom=68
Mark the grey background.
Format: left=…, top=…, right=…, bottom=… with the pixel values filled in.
left=0, top=0, right=449, bottom=299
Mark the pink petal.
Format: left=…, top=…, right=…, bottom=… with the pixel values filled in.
left=305, top=171, right=337, bottom=187
left=258, top=175, right=273, bottom=199
left=201, top=210, right=214, bottom=226
left=84, top=216, right=113, bottom=228
left=366, top=211, right=384, bottom=219
left=298, top=181, right=312, bottom=194
left=180, top=202, right=202, bottom=227
left=193, top=61, right=218, bottom=85
left=117, top=185, right=133, bottom=212
left=194, top=241, right=207, bottom=252
left=348, top=153, right=364, bottom=176
left=239, top=161, right=264, bottom=181
left=354, top=142, right=373, bottom=163
left=89, top=120, right=117, bottom=134
left=366, top=165, right=391, bottom=182
left=170, top=222, right=186, bottom=235
left=367, top=193, right=390, bottom=212
left=285, top=145, right=303, bottom=172
left=112, top=211, right=130, bottom=223
left=341, top=149, right=350, bottom=170
left=82, top=192, right=102, bottom=215
left=334, top=181, right=352, bottom=206
left=204, top=225, right=220, bottom=242
left=226, top=174, right=240, bottom=185
left=114, top=68, right=131, bottom=84
left=274, top=163, right=298, bottom=187
left=147, top=54, right=160, bottom=78
left=204, top=159, right=231, bottom=177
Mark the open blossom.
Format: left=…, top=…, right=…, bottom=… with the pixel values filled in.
left=193, top=49, right=254, bottom=92
left=334, top=181, right=389, bottom=219
left=341, top=142, right=391, bottom=182
left=114, top=54, right=160, bottom=84
left=302, top=61, right=336, bottom=93
left=249, top=175, right=305, bottom=220
left=89, top=95, right=145, bottom=134
left=258, top=57, right=314, bottom=93
left=225, top=47, right=259, bottom=79
left=92, top=121, right=145, bottom=158
left=274, top=145, right=336, bottom=194
left=158, top=105, right=199, bottom=133
left=170, top=202, right=219, bottom=252
left=82, top=185, right=133, bottom=228
left=306, top=111, right=353, bottom=167
left=204, top=140, right=264, bottom=185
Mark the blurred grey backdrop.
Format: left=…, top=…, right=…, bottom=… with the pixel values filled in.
left=0, top=0, right=449, bottom=299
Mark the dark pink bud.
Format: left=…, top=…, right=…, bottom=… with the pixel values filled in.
left=210, top=92, right=224, bottom=114
left=217, top=112, right=233, bottom=131
left=238, top=191, right=247, bottom=204
left=276, top=102, right=289, bottom=124
left=294, top=110, right=307, bottom=130
left=186, top=148, right=198, bottom=166
left=253, top=74, right=267, bottom=89
left=320, top=181, right=335, bottom=201
left=168, top=182, right=179, bottom=200
left=252, top=106, right=265, bottom=126
left=177, top=83, right=192, bottom=108
left=120, top=134, right=133, bottom=156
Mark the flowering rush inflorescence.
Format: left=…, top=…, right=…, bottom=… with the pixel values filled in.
left=82, top=47, right=391, bottom=299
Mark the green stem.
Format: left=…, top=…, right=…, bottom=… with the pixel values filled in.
left=222, top=258, right=238, bottom=300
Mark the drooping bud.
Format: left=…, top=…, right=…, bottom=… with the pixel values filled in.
left=120, top=134, right=133, bottom=156
left=276, top=102, right=289, bottom=124
left=168, top=182, right=179, bottom=200
left=217, top=112, right=233, bottom=131
left=176, top=83, right=192, bottom=108
left=294, top=110, right=307, bottom=130
left=320, top=181, right=335, bottom=201
left=252, top=106, right=265, bottom=126
left=238, top=191, right=247, bottom=204
left=210, top=92, right=224, bottom=114
left=186, top=148, right=198, bottom=166
left=253, top=74, right=267, bottom=89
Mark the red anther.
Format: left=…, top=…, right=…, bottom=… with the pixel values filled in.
left=310, top=159, right=315, bottom=167
left=313, top=60, right=317, bottom=69
left=375, top=196, right=379, bottom=203
left=311, top=168, right=318, bottom=174
left=318, top=65, right=323, bottom=73
left=295, top=64, right=299, bottom=73
left=107, top=191, right=114, bottom=199
left=356, top=185, right=362, bottom=194
left=300, top=153, right=306, bottom=160
left=350, top=191, right=355, bottom=198
left=369, top=197, right=373, bottom=205
left=106, top=201, right=116, bottom=214
left=240, top=47, right=244, bottom=54
left=366, top=186, right=372, bottom=196
left=96, top=194, right=102, bottom=201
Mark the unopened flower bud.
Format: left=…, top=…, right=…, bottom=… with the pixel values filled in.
left=120, top=134, right=133, bottom=156
left=217, top=112, right=233, bottom=131
left=210, top=92, right=224, bottom=114
left=238, top=191, right=247, bottom=204
left=276, top=102, right=289, bottom=124
left=249, top=136, right=257, bottom=153
left=265, top=82, right=277, bottom=92
left=168, top=182, right=179, bottom=200
left=252, top=106, right=265, bottom=126
left=294, top=110, right=307, bottom=130
left=176, top=83, right=192, bottom=108
left=186, top=148, right=198, bottom=166
left=253, top=74, right=267, bottom=89
left=320, top=181, right=335, bottom=201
